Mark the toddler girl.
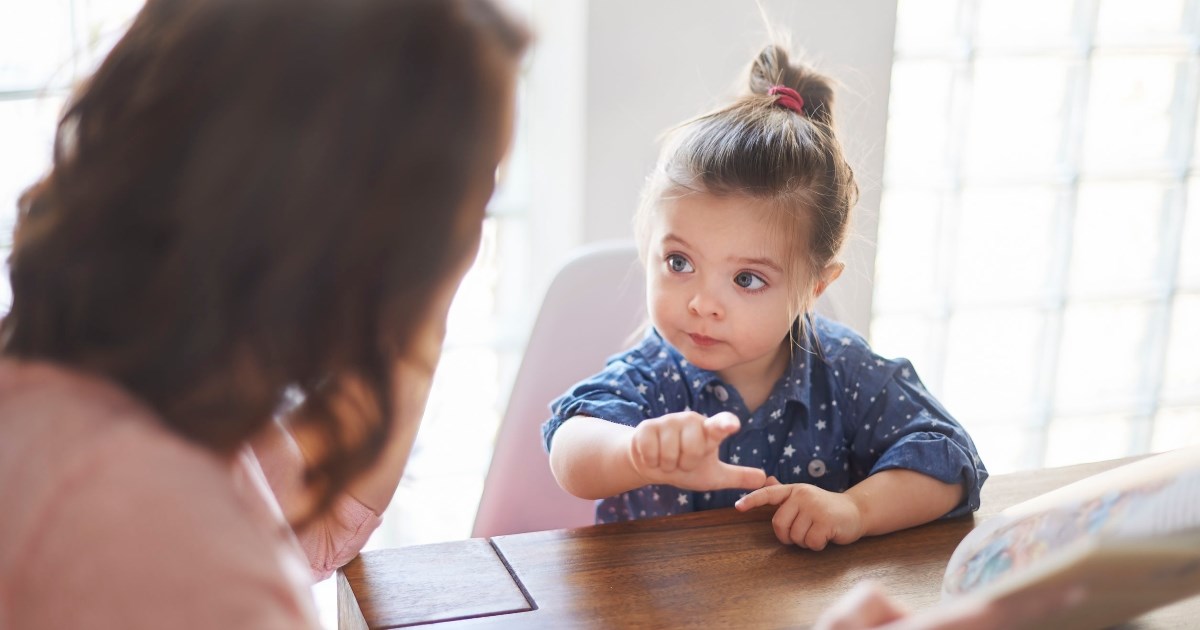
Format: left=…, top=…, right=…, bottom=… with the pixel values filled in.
left=542, top=44, right=987, bottom=550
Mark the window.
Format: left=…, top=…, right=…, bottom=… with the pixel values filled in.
left=874, top=0, right=1200, bottom=474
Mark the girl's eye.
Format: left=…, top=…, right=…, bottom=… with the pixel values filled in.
left=666, top=254, right=694, bottom=273
left=734, top=271, right=766, bottom=291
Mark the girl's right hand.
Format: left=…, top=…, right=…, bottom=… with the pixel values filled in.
left=627, top=411, right=766, bottom=491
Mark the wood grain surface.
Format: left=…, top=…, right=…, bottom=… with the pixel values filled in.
left=340, top=456, right=1200, bottom=629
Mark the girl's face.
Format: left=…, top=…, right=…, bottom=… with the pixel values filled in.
left=644, top=192, right=799, bottom=387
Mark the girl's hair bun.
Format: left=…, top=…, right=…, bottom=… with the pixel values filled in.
left=748, top=44, right=835, bottom=126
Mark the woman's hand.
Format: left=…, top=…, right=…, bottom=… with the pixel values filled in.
left=734, top=478, right=865, bottom=549
left=813, top=580, right=1087, bottom=630
left=628, top=411, right=766, bottom=491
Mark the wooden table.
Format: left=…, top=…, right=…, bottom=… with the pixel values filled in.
left=338, top=457, right=1200, bottom=628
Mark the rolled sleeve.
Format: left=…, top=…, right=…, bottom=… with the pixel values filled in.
left=848, top=359, right=987, bottom=519
left=541, top=362, right=661, bottom=452
left=869, top=426, right=985, bottom=518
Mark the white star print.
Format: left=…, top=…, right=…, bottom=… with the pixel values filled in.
left=609, top=379, right=618, bottom=387
left=704, top=492, right=712, bottom=501
left=783, top=445, right=796, bottom=458
left=840, top=337, right=851, bottom=346
left=678, top=494, right=688, bottom=506
left=770, top=409, right=782, bottom=420
left=653, top=492, right=660, bottom=501
left=680, top=359, right=688, bottom=366
left=768, top=434, right=776, bottom=443
left=636, top=383, right=648, bottom=395
left=693, top=378, right=701, bottom=388
left=816, top=420, right=827, bottom=430
left=671, top=372, right=681, bottom=382
left=876, top=359, right=885, bottom=367
left=658, top=394, right=666, bottom=404
left=793, top=465, right=801, bottom=475
left=731, top=454, right=740, bottom=464
left=901, top=368, right=910, bottom=378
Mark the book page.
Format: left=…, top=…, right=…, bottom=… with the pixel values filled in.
left=943, top=452, right=1200, bottom=598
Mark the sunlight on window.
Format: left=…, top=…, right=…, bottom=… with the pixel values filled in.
left=872, top=189, right=943, bottom=313
left=1162, top=294, right=1200, bottom=401
left=1083, top=55, right=1179, bottom=172
left=1151, top=406, right=1200, bottom=453
left=1070, top=182, right=1167, bottom=297
left=892, top=0, right=959, bottom=54
left=976, top=0, right=1074, bottom=50
left=1044, top=413, right=1135, bottom=467
left=877, top=0, right=1200, bottom=473
left=967, top=423, right=1041, bottom=473
left=0, top=1, right=75, bottom=91
left=1095, top=0, right=1187, bottom=44
left=884, top=61, right=953, bottom=184
left=953, top=187, right=1057, bottom=304
left=1054, top=301, right=1151, bottom=411
left=941, top=308, right=1042, bottom=423
left=965, top=59, right=1070, bottom=178
left=1181, top=180, right=1200, bottom=287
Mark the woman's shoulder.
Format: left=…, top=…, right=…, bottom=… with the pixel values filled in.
left=0, top=360, right=235, bottom=506
left=0, top=359, right=316, bottom=628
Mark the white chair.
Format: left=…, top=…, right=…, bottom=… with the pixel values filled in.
left=472, top=241, right=646, bottom=538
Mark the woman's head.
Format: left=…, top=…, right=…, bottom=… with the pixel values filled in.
left=2, top=0, right=528, bottom=517
left=635, top=44, right=857, bottom=346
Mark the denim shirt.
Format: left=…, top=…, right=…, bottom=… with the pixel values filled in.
left=542, top=315, right=987, bottom=524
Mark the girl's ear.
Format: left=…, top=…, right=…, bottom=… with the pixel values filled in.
left=812, top=262, right=845, bottom=299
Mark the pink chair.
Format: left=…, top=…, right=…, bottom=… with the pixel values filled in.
left=470, top=241, right=840, bottom=538
left=472, top=241, right=646, bottom=538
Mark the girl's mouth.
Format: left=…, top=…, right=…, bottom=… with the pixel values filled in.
left=689, top=333, right=718, bottom=347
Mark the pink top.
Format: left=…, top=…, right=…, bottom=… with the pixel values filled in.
left=0, top=360, right=382, bottom=629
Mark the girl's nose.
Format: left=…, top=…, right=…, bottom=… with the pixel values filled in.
left=688, top=288, right=724, bottom=319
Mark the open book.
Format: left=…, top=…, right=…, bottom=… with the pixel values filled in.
left=942, top=446, right=1200, bottom=629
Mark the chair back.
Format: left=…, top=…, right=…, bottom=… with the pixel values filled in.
left=472, top=241, right=646, bottom=537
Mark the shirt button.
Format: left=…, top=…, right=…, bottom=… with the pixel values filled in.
left=713, top=385, right=729, bottom=402
left=808, top=459, right=827, bottom=478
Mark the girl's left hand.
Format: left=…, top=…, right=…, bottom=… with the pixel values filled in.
left=734, top=478, right=865, bottom=550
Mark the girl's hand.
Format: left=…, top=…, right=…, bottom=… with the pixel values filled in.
left=628, top=411, right=766, bottom=491
left=734, top=481, right=865, bottom=550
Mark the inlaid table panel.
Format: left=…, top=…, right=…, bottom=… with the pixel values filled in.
left=336, top=539, right=531, bottom=629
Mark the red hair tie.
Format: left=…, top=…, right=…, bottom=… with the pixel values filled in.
left=768, top=85, right=805, bottom=115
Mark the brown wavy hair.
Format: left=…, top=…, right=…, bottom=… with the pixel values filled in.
left=634, top=44, right=858, bottom=333
left=1, top=0, right=528, bottom=520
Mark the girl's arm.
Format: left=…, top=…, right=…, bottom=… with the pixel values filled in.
left=549, top=412, right=767, bottom=499
left=845, top=468, right=963, bottom=536
left=548, top=415, right=648, bottom=499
